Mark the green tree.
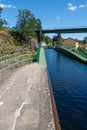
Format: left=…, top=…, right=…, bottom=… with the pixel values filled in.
left=35, top=19, right=42, bottom=43
left=45, top=36, right=52, bottom=44
left=84, top=36, right=87, bottom=43
left=28, top=16, right=37, bottom=37
left=41, top=35, right=52, bottom=46
left=35, top=19, right=42, bottom=31
left=15, top=9, right=37, bottom=43
left=0, top=7, right=7, bottom=28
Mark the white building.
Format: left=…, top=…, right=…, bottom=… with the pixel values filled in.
left=75, top=42, right=79, bottom=50
left=41, top=41, right=46, bottom=47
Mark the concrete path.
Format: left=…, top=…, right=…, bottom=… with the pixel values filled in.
left=0, top=63, right=56, bottom=130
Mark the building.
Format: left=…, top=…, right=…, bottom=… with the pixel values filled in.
left=75, top=42, right=79, bottom=50
left=62, top=38, right=79, bottom=49
left=41, top=41, right=46, bottom=47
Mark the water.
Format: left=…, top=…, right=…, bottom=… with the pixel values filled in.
left=45, top=49, right=87, bottom=130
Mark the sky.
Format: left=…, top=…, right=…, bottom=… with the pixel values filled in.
left=0, top=0, right=87, bottom=40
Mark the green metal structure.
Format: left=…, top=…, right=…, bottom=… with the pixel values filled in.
left=41, top=27, right=87, bottom=34
left=37, top=45, right=47, bottom=66
left=36, top=26, right=87, bottom=42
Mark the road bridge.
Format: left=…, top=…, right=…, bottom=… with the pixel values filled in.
left=36, top=26, right=87, bottom=42
left=42, top=27, right=87, bottom=34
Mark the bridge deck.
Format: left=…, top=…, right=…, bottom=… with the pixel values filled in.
left=0, top=63, right=60, bottom=130
left=42, top=27, right=87, bottom=34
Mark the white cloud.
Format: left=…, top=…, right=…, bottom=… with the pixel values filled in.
left=79, top=5, right=85, bottom=8
left=0, top=3, right=16, bottom=8
left=56, top=16, right=61, bottom=20
left=79, top=4, right=87, bottom=8
left=68, top=3, right=72, bottom=7
left=67, top=3, right=87, bottom=11
left=68, top=3, right=77, bottom=11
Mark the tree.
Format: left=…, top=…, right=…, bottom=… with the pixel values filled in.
left=84, top=36, right=87, bottom=43
left=35, top=19, right=42, bottom=42
left=28, top=16, right=37, bottom=37
left=35, top=19, right=42, bottom=31
left=44, top=35, right=52, bottom=44
left=15, top=9, right=37, bottom=43
left=0, top=7, right=7, bottom=28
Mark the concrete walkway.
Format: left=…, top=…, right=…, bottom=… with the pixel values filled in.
left=0, top=63, right=57, bottom=130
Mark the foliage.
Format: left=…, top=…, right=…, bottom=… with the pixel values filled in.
left=72, top=48, right=87, bottom=58
left=35, top=19, right=42, bottom=31
left=44, top=35, right=52, bottom=44
left=35, top=18, right=42, bottom=42
left=0, top=8, right=43, bottom=52
left=10, top=30, right=23, bottom=45
left=0, top=44, right=19, bottom=54
left=11, top=9, right=43, bottom=46
left=0, top=7, right=7, bottom=28
left=14, top=9, right=38, bottom=44
left=41, top=34, right=52, bottom=44
left=83, top=36, right=87, bottom=43
left=3, top=35, right=11, bottom=42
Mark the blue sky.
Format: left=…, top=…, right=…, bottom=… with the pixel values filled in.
left=0, top=0, right=87, bottom=39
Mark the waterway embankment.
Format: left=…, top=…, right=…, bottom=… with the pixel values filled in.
left=55, top=47, right=87, bottom=64
left=38, top=46, right=61, bottom=130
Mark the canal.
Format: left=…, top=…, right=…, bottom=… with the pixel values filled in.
left=45, top=49, right=87, bottom=130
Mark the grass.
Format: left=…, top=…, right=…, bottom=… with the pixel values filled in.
left=0, top=27, right=38, bottom=72
left=72, top=48, right=87, bottom=58
left=0, top=44, right=20, bottom=55
left=56, top=46, right=87, bottom=63
left=0, top=58, right=33, bottom=72
left=0, top=50, right=37, bottom=71
left=0, top=51, right=36, bottom=61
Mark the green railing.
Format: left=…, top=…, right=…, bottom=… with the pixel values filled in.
left=37, top=45, right=47, bottom=66
left=0, top=51, right=36, bottom=72
left=56, top=47, right=87, bottom=64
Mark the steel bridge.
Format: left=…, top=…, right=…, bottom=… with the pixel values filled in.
left=42, top=27, right=87, bottom=34
left=36, top=26, right=87, bottom=42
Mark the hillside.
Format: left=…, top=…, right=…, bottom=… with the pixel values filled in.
left=0, top=28, right=37, bottom=83
left=0, top=29, right=14, bottom=45
left=0, top=28, right=38, bottom=55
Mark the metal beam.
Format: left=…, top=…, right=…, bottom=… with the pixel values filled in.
left=41, top=27, right=87, bottom=34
